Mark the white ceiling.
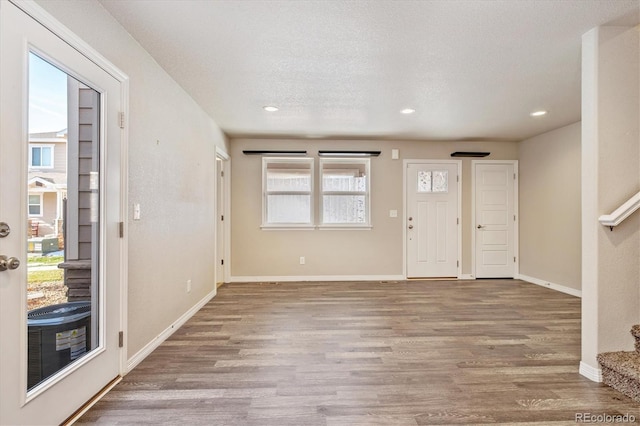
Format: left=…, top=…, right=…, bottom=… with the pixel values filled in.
left=98, top=0, right=639, bottom=141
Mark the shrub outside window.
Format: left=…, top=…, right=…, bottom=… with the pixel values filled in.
left=320, top=158, right=370, bottom=227
left=262, top=157, right=314, bottom=227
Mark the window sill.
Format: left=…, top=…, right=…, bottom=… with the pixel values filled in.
left=260, top=225, right=315, bottom=231
left=317, top=225, right=372, bottom=231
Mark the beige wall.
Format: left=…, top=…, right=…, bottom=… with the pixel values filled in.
left=53, top=141, right=66, bottom=173
left=582, top=26, right=640, bottom=376
left=231, top=138, right=518, bottom=279
left=36, top=0, right=229, bottom=357
left=519, top=122, right=582, bottom=291
left=42, top=192, right=57, bottom=233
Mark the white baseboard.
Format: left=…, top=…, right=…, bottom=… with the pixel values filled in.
left=459, top=274, right=474, bottom=280
left=230, top=275, right=405, bottom=283
left=126, top=288, right=216, bottom=372
left=517, top=273, right=581, bottom=298
left=579, top=361, right=603, bottom=382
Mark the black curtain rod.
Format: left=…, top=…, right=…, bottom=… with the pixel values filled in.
left=242, top=150, right=308, bottom=156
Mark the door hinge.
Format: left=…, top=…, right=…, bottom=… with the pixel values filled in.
left=514, top=214, right=516, bottom=221
left=119, top=331, right=124, bottom=348
left=457, top=260, right=459, bottom=267
left=456, top=175, right=459, bottom=182
left=118, top=112, right=125, bottom=129
left=119, top=222, right=124, bottom=238
left=221, top=170, right=224, bottom=177
left=221, top=215, right=224, bottom=221
left=513, top=173, right=516, bottom=180
left=221, top=259, right=224, bottom=266
left=457, top=218, right=459, bottom=225
left=514, top=256, right=517, bottom=263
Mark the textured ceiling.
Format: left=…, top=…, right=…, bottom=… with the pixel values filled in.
left=98, top=0, right=639, bottom=141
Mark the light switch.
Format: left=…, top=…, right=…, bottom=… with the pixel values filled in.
left=389, top=210, right=398, bottom=218
left=391, top=149, right=399, bottom=160
left=133, top=203, right=141, bottom=220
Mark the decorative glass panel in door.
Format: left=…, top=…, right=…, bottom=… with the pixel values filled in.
left=26, top=52, right=101, bottom=391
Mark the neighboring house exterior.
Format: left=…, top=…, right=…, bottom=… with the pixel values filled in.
left=27, top=129, right=67, bottom=238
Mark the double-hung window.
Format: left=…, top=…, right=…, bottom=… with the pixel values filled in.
left=28, top=194, right=43, bottom=216
left=320, top=158, right=370, bottom=227
left=30, top=145, right=54, bottom=168
left=262, top=157, right=314, bottom=228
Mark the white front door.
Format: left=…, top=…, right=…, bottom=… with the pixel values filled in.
left=406, top=162, right=460, bottom=278
left=0, top=2, right=124, bottom=424
left=474, top=162, right=517, bottom=278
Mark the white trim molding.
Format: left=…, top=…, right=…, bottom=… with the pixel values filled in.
left=230, top=275, right=405, bottom=283
left=126, top=289, right=216, bottom=372
left=579, top=361, right=603, bottom=382
left=11, top=0, right=129, bottom=82
left=598, top=190, right=640, bottom=229
left=517, top=273, right=582, bottom=298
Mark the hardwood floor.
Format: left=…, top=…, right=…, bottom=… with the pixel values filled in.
left=78, top=280, right=640, bottom=425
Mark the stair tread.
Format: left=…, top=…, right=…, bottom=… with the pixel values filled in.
left=631, top=324, right=640, bottom=339
left=598, top=351, right=640, bottom=380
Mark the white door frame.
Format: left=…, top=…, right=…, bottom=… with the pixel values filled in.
left=2, top=0, right=129, bottom=419
left=215, top=146, right=231, bottom=285
left=403, top=159, right=462, bottom=279
left=471, top=160, right=519, bottom=279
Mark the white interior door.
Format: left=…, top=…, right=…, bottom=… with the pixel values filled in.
left=406, top=162, right=459, bottom=278
left=0, top=2, right=123, bottom=424
left=474, top=162, right=516, bottom=278
left=216, top=157, right=225, bottom=285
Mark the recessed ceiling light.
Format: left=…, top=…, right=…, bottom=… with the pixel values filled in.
left=263, top=106, right=279, bottom=112
left=530, top=110, right=547, bottom=117
left=401, top=108, right=416, bottom=114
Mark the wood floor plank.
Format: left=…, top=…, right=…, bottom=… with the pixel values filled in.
left=78, top=280, right=640, bottom=424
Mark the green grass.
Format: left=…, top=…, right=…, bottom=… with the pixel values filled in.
left=28, top=269, right=63, bottom=284
left=28, top=255, right=64, bottom=265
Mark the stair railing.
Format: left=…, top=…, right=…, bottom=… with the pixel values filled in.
left=599, top=190, right=640, bottom=231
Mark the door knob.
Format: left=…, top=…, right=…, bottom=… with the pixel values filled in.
left=8, top=257, right=20, bottom=270
left=0, top=255, right=20, bottom=271
left=477, top=224, right=485, bottom=229
left=408, top=217, right=413, bottom=221
left=0, top=222, right=9, bottom=238
left=408, top=225, right=414, bottom=229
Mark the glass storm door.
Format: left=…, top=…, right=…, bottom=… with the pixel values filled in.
left=0, top=2, right=123, bottom=424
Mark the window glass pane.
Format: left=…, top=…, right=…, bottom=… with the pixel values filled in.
left=322, top=163, right=367, bottom=192
left=266, top=168, right=311, bottom=191
left=267, top=194, right=311, bottom=223
left=323, top=195, right=366, bottom=224
left=32, top=147, right=41, bottom=166
left=41, top=147, right=52, bottom=167
left=27, top=52, right=101, bottom=391
left=418, top=171, right=432, bottom=192
left=433, top=170, right=448, bottom=192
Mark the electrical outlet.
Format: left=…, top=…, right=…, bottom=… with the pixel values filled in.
left=299, top=256, right=305, bottom=265
left=187, top=279, right=192, bottom=293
